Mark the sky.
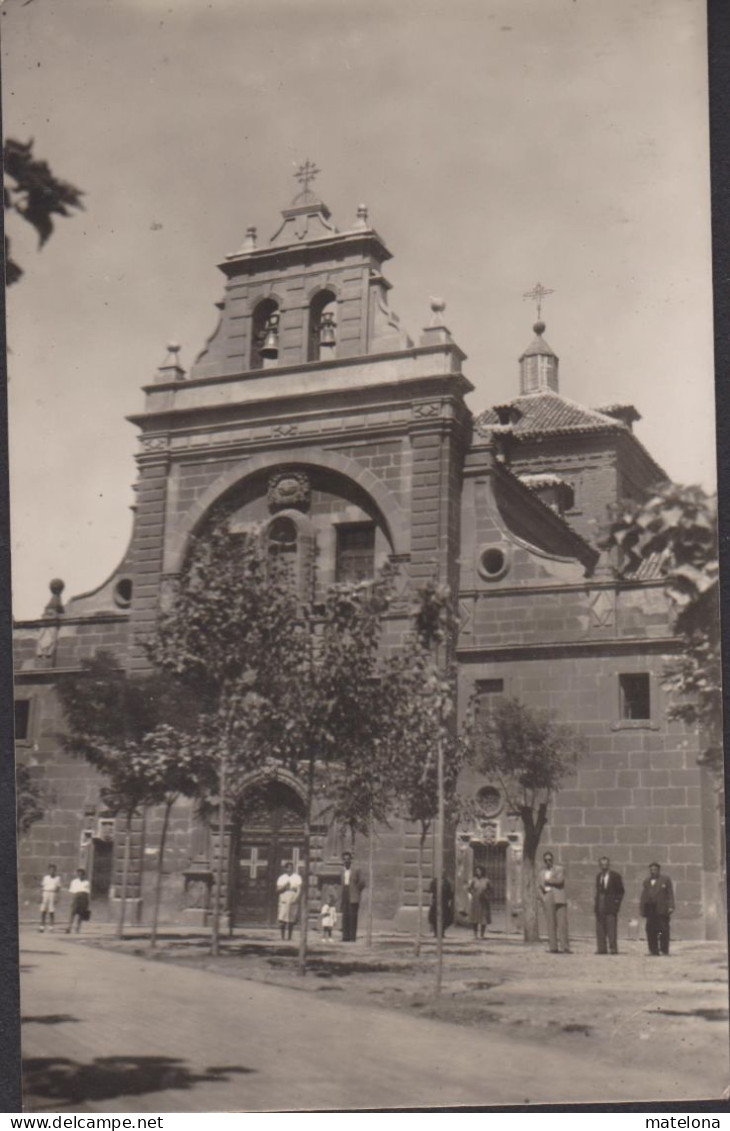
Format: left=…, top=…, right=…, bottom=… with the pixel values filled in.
left=3, top=0, right=715, bottom=620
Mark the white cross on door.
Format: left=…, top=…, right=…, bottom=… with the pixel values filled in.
left=240, top=846, right=267, bottom=879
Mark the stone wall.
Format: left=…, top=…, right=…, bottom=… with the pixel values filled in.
left=458, top=650, right=709, bottom=939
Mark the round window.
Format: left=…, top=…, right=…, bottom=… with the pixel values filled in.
left=476, top=785, right=502, bottom=818
left=114, top=578, right=133, bottom=608
left=268, top=516, right=298, bottom=548
left=478, top=544, right=509, bottom=581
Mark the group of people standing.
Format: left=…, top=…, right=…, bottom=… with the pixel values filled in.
left=539, top=853, right=676, bottom=956
left=276, top=851, right=366, bottom=943
left=43, top=851, right=674, bottom=955
left=39, top=865, right=91, bottom=934
left=426, top=853, right=676, bottom=957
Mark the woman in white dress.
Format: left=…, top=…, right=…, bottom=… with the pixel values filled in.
left=276, top=861, right=302, bottom=940
left=67, top=868, right=91, bottom=933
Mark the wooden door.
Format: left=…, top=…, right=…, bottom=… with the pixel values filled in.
left=232, top=781, right=306, bottom=927
left=235, top=838, right=273, bottom=924
left=89, top=837, right=113, bottom=899
left=473, top=843, right=507, bottom=906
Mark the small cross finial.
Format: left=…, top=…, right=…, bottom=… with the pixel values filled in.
left=294, top=159, right=320, bottom=201
left=523, top=282, right=555, bottom=321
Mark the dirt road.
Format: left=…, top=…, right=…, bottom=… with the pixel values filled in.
left=20, top=930, right=721, bottom=1111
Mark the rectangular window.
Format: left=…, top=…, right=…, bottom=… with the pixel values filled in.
left=335, top=523, right=375, bottom=583
left=14, top=699, right=30, bottom=741
left=476, top=678, right=504, bottom=700
left=474, top=679, right=504, bottom=755
left=619, top=673, right=651, bottom=720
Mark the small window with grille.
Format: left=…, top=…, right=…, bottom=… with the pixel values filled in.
left=267, top=515, right=299, bottom=587
left=619, top=673, right=651, bottom=720
left=335, top=524, right=375, bottom=583
left=474, top=679, right=504, bottom=755
left=14, top=699, right=30, bottom=742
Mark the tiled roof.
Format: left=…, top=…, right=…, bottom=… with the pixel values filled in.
left=476, top=389, right=624, bottom=439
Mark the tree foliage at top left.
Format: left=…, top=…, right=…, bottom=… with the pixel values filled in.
left=4, top=138, right=84, bottom=285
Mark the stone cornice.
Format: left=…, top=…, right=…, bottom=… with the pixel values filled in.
left=457, top=576, right=667, bottom=600
left=136, top=343, right=470, bottom=400
left=457, top=636, right=681, bottom=662
left=14, top=613, right=129, bottom=629
left=219, top=228, right=393, bottom=277
left=130, top=373, right=473, bottom=438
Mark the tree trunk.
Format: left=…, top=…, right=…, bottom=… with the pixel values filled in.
left=435, top=735, right=445, bottom=997
left=117, top=813, right=132, bottom=939
left=522, top=825, right=541, bottom=944
left=521, top=803, right=548, bottom=944
left=415, top=824, right=428, bottom=958
left=150, top=798, right=174, bottom=949
left=211, top=754, right=227, bottom=958
left=297, top=757, right=316, bottom=976
left=366, top=815, right=375, bottom=948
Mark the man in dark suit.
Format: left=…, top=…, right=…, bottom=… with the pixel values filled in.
left=340, top=852, right=366, bottom=942
left=594, top=855, right=624, bottom=954
left=639, top=862, right=675, bottom=955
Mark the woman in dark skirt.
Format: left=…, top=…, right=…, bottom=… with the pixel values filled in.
left=67, top=868, right=91, bottom=933
left=467, top=865, right=492, bottom=940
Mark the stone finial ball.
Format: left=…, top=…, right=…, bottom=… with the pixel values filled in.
left=533, top=320, right=546, bottom=335
left=49, top=578, right=65, bottom=595
left=167, top=342, right=181, bottom=354
left=430, top=297, right=446, bottom=314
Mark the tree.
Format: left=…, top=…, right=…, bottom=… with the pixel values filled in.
left=388, top=580, right=464, bottom=990
left=261, top=577, right=394, bottom=974
left=469, top=696, right=585, bottom=944
left=148, top=517, right=299, bottom=957
left=127, top=724, right=204, bottom=948
left=385, top=639, right=465, bottom=959
left=16, top=763, right=44, bottom=835
left=325, top=735, right=394, bottom=948
left=4, top=138, right=83, bottom=285
left=603, top=483, right=721, bottom=772
left=57, top=653, right=202, bottom=938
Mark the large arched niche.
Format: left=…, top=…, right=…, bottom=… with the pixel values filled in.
left=164, top=449, right=408, bottom=577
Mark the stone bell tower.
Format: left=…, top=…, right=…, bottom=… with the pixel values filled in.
left=189, top=161, right=415, bottom=381
left=124, top=165, right=475, bottom=683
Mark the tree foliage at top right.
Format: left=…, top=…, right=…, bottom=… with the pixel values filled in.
left=603, top=482, right=721, bottom=773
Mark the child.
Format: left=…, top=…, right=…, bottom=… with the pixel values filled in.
left=320, top=885, right=337, bottom=940
left=40, top=864, right=62, bottom=933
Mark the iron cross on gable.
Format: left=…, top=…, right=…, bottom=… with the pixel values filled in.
left=295, top=160, right=320, bottom=199
left=523, top=282, right=555, bottom=321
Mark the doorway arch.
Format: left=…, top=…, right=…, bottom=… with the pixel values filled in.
left=231, top=780, right=307, bottom=927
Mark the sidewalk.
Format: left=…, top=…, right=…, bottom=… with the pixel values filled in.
left=21, top=929, right=727, bottom=1111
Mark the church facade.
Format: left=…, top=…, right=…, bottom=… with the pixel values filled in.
left=14, top=177, right=723, bottom=940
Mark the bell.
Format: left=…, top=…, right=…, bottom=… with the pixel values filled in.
left=319, top=311, right=336, bottom=349
left=260, top=314, right=279, bottom=359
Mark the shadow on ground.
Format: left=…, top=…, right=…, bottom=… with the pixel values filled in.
left=21, top=951, right=66, bottom=957
left=657, top=1008, right=729, bottom=1022
left=23, top=1057, right=255, bottom=1109
left=267, top=955, right=416, bottom=976
left=22, top=1015, right=80, bottom=1026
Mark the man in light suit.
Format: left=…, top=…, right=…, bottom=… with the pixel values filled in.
left=594, top=855, right=625, bottom=954
left=539, top=851, right=570, bottom=953
left=639, top=862, right=675, bottom=956
left=340, top=852, right=366, bottom=942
